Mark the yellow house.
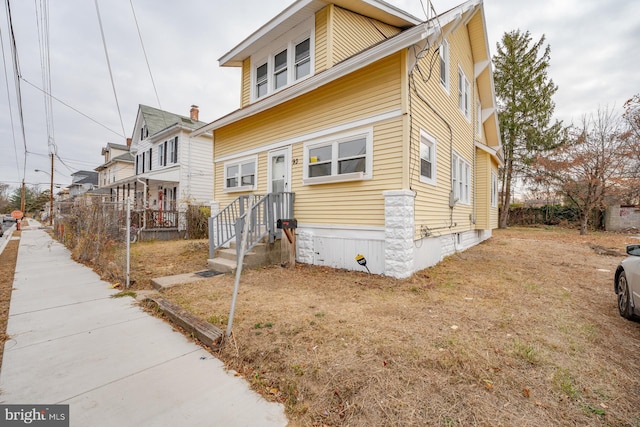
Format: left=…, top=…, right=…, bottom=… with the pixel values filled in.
left=194, top=0, right=502, bottom=278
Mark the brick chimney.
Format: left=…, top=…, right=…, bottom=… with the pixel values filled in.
left=126, top=137, right=132, bottom=147
left=190, top=105, right=199, bottom=121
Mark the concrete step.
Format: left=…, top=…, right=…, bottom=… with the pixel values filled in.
left=208, top=257, right=237, bottom=274
left=209, top=240, right=283, bottom=273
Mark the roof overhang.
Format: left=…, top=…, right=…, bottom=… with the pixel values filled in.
left=219, top=0, right=422, bottom=67
left=194, top=21, right=433, bottom=137
left=475, top=140, right=504, bottom=166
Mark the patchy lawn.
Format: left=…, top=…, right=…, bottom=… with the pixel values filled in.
left=155, top=227, right=640, bottom=426
left=7, top=226, right=638, bottom=426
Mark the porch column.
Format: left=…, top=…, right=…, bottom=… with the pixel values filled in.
left=383, top=190, right=415, bottom=279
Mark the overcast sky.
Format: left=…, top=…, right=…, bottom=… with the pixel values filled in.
left=1, top=0, right=638, bottom=190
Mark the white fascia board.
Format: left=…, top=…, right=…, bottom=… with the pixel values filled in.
left=193, top=25, right=430, bottom=138
left=475, top=140, right=503, bottom=166
left=219, top=0, right=422, bottom=67
left=219, top=0, right=317, bottom=67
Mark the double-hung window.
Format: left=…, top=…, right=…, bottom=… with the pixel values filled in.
left=251, top=22, right=313, bottom=101
left=147, top=148, right=152, bottom=171
left=168, top=137, right=178, bottom=164
left=419, top=130, right=437, bottom=185
left=224, top=157, right=257, bottom=191
left=491, top=171, right=498, bottom=208
left=295, top=38, right=311, bottom=79
left=452, top=152, right=470, bottom=204
left=256, top=63, right=268, bottom=98
left=304, top=129, right=372, bottom=184
left=439, top=40, right=449, bottom=91
left=274, top=49, right=288, bottom=90
left=158, top=142, right=165, bottom=167
left=458, top=67, right=470, bottom=119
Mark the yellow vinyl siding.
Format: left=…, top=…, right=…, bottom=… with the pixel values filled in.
left=241, top=58, right=251, bottom=108
left=409, top=21, right=479, bottom=236
left=330, top=6, right=401, bottom=66
left=475, top=150, right=490, bottom=229
left=214, top=53, right=405, bottom=227
left=315, top=6, right=329, bottom=73
left=467, top=12, right=489, bottom=65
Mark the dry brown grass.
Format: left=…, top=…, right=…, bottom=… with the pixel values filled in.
left=125, top=239, right=210, bottom=289
left=0, top=231, right=20, bottom=370
left=148, top=227, right=640, bottom=427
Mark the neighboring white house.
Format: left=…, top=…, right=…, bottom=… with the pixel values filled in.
left=95, top=141, right=135, bottom=198
left=107, top=104, right=213, bottom=231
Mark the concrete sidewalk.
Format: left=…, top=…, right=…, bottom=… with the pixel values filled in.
left=0, top=221, right=287, bottom=427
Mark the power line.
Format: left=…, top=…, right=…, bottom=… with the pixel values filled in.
left=0, top=15, right=20, bottom=178
left=129, top=0, right=163, bottom=115
left=35, top=0, right=57, bottom=156
left=20, top=77, right=125, bottom=138
left=94, top=0, right=127, bottom=138
left=5, top=0, right=29, bottom=183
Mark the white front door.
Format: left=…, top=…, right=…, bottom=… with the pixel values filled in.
left=268, top=147, right=291, bottom=193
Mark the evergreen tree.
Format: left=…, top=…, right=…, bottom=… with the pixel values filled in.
left=493, top=30, right=565, bottom=228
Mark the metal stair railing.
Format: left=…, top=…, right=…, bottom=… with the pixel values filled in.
left=208, top=192, right=294, bottom=260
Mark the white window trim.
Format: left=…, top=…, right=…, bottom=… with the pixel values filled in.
left=303, top=127, right=373, bottom=185
left=250, top=17, right=315, bottom=102
left=491, top=171, right=498, bottom=208
left=419, top=129, right=437, bottom=186
left=458, top=66, right=470, bottom=121
left=439, top=39, right=449, bottom=93
left=452, top=151, right=471, bottom=205
left=223, top=155, right=258, bottom=193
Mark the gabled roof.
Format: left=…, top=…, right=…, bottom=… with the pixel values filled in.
left=219, top=0, right=422, bottom=67
left=194, top=0, right=486, bottom=137
left=101, top=142, right=130, bottom=156
left=70, top=171, right=98, bottom=186
left=138, top=105, right=207, bottom=137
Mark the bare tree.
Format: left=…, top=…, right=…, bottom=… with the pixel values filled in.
left=532, top=107, right=635, bottom=235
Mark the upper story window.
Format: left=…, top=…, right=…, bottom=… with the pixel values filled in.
left=147, top=148, right=152, bottom=171
left=252, top=17, right=314, bottom=101
left=458, top=67, right=470, bottom=120
left=274, top=49, right=288, bottom=90
left=256, top=63, right=268, bottom=97
left=170, top=137, right=178, bottom=163
left=295, top=38, right=310, bottom=79
left=439, top=40, right=449, bottom=91
left=420, top=129, right=437, bottom=186
left=159, top=142, right=166, bottom=166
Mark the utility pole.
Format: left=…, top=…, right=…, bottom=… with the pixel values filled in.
left=49, top=153, right=54, bottom=225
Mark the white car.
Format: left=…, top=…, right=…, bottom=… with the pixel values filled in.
left=615, top=244, right=640, bottom=319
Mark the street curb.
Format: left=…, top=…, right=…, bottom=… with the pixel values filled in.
left=142, top=295, right=224, bottom=350
left=0, top=224, right=17, bottom=256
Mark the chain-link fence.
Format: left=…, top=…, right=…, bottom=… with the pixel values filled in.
left=53, top=196, right=211, bottom=287
left=54, top=197, right=128, bottom=285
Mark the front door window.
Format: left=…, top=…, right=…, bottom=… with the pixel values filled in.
left=269, top=148, right=290, bottom=193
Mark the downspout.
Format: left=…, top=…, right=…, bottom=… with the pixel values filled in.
left=472, top=77, right=477, bottom=226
